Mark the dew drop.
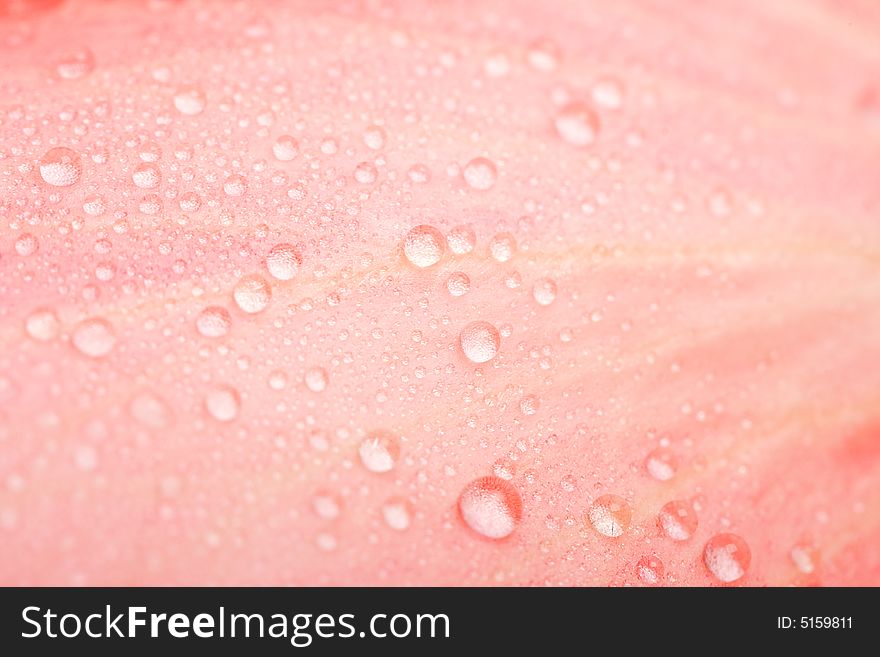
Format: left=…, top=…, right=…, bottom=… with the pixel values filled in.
left=459, top=321, right=500, bottom=364
left=304, top=366, right=328, bottom=393
left=55, top=47, right=94, bottom=80
left=645, top=448, right=677, bottom=481
left=25, top=308, right=60, bottom=341
left=403, top=225, right=445, bottom=268
left=39, top=147, right=82, bottom=186
left=532, top=277, right=557, bottom=306
left=363, top=125, right=386, bottom=150
left=703, top=533, right=751, bottom=583
left=196, top=306, right=231, bottom=338
left=233, top=274, right=271, bottom=314
left=587, top=494, right=631, bottom=538
left=82, top=194, right=106, bottom=216
left=132, top=163, right=161, bottom=189
left=358, top=431, right=400, bottom=473
left=526, top=38, right=560, bottom=71
left=381, top=497, right=412, bottom=531
left=489, top=232, right=516, bottom=263
left=72, top=317, right=116, bottom=358
left=636, top=555, right=665, bottom=585
left=463, top=157, right=497, bottom=191
left=446, top=225, right=475, bottom=255
left=446, top=271, right=470, bottom=297
left=223, top=174, right=247, bottom=197
left=458, top=476, right=522, bottom=539
left=272, top=135, right=298, bottom=161
left=265, top=243, right=302, bottom=281
left=354, top=161, right=377, bottom=184
left=14, top=233, right=38, bottom=257
left=204, top=385, right=240, bottom=422
left=658, top=500, right=698, bottom=541
left=129, top=392, right=172, bottom=429
left=555, top=102, right=600, bottom=147
left=173, top=86, right=206, bottom=115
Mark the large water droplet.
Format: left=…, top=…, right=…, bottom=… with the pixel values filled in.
left=173, top=86, right=206, bottom=115
left=72, top=317, right=116, bottom=358
left=458, top=476, right=522, bottom=539
left=39, top=147, right=82, bottom=186
left=555, top=102, right=600, bottom=147
left=403, top=225, right=445, bottom=268
left=196, top=306, right=231, bottom=338
left=587, top=494, right=631, bottom=538
left=233, top=274, right=271, bottom=314
left=703, top=533, right=751, bottom=583
left=658, top=500, right=698, bottom=541
left=358, top=431, right=400, bottom=473
left=459, top=321, right=500, bottom=364
left=463, top=157, right=497, bottom=190
left=265, top=243, right=302, bottom=281
left=205, top=385, right=241, bottom=422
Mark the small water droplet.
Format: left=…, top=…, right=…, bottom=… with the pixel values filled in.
left=129, top=392, right=172, bottom=429
left=359, top=431, right=400, bottom=473
left=526, top=38, right=560, bottom=71
left=592, top=77, right=624, bottom=109
left=25, top=308, right=60, bottom=341
left=403, top=225, right=445, bottom=268
left=304, top=366, right=328, bottom=392
left=645, top=448, right=677, bottom=481
left=14, top=233, right=38, bottom=256
left=72, top=317, right=116, bottom=358
left=272, top=134, right=298, bottom=161
left=312, top=492, right=342, bottom=519
left=555, top=102, right=599, bottom=147
left=459, top=321, right=500, bottom=364
left=489, top=232, right=516, bottom=263
left=39, top=147, right=82, bottom=186
left=703, top=532, right=751, bottom=583
left=587, top=494, right=631, bottom=538
left=446, top=225, right=475, bottom=255
left=204, top=385, right=240, bottom=422
left=223, top=174, right=247, bottom=196
left=265, top=243, right=302, bottom=281
left=196, top=306, right=231, bottom=338
left=458, top=476, right=522, bottom=539
left=636, top=555, right=664, bottom=585
left=658, top=500, right=698, bottom=541
left=363, top=125, right=386, bottom=150
left=82, top=194, right=106, bottom=216
left=446, top=271, right=470, bottom=297
left=790, top=542, right=819, bottom=575
left=520, top=394, right=540, bottom=416
left=381, top=497, right=412, bottom=531
left=532, top=277, right=557, bottom=306
left=173, top=86, right=206, bottom=115
left=463, top=157, right=497, bottom=191
left=233, top=274, right=271, bottom=314
left=354, top=161, right=377, bottom=184
left=55, top=46, right=94, bottom=80
left=132, top=163, right=161, bottom=189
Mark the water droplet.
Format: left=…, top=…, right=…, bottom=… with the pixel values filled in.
left=129, top=392, right=172, bottom=429
left=532, top=277, right=557, bottom=306
left=446, top=271, right=470, bottom=297
left=25, top=308, right=60, bottom=341
left=204, top=385, right=240, bottom=422
left=354, top=161, right=377, bottom=184
left=132, top=163, right=161, bottom=189
left=72, top=317, right=116, bottom=358
left=484, top=52, right=510, bottom=77
left=82, top=194, right=106, bottom=216
left=636, top=555, right=665, bottom=585
left=645, top=448, right=677, bottom=481
left=703, top=533, right=751, bottom=583
left=196, top=306, right=231, bottom=338
left=272, top=135, right=298, bottom=161
left=14, top=233, right=38, bottom=256
left=407, top=164, right=431, bottom=184
left=526, top=38, right=560, bottom=71
left=223, top=174, right=247, bottom=196
left=403, top=224, right=445, bottom=268
left=55, top=47, right=94, bottom=79
left=463, top=157, right=497, bottom=190
left=39, top=147, right=82, bottom=186
left=458, top=476, right=522, bottom=539
left=555, top=102, right=599, bottom=147
left=658, top=500, right=698, bottom=541
left=358, top=431, right=400, bottom=473
left=233, top=274, right=271, bottom=314
left=381, top=497, right=412, bottom=531
left=587, top=494, right=631, bottom=538
left=173, top=86, right=206, bottom=115
left=446, top=225, right=475, bottom=255
left=790, top=542, right=818, bottom=575
left=304, top=366, right=328, bottom=393
left=592, top=77, right=624, bottom=109
left=312, top=492, right=342, bottom=520
left=520, top=394, right=540, bottom=416
left=459, top=321, right=500, bottom=364
left=489, top=232, right=516, bottom=263
left=265, top=243, right=302, bottom=281
left=363, top=125, right=386, bottom=150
